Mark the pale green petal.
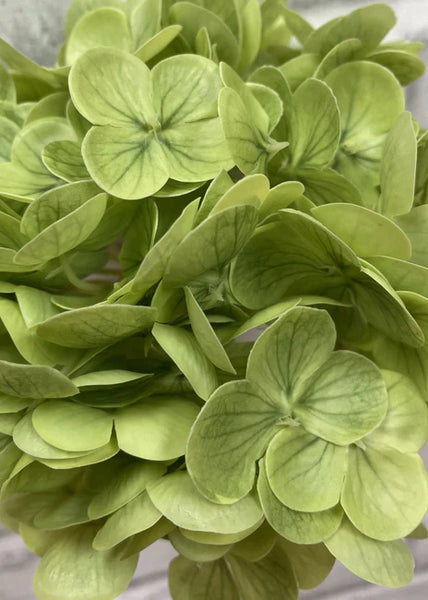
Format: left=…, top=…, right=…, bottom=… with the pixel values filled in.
left=312, top=203, right=411, bottom=259
left=82, top=125, right=169, bottom=200
left=185, top=287, right=235, bottom=373
left=228, top=545, right=298, bottom=600
left=36, top=304, right=156, bottom=348
left=115, top=395, right=200, bottom=460
left=65, top=8, right=131, bottom=65
left=258, top=459, right=343, bottom=544
left=42, top=140, right=89, bottom=182
left=265, top=428, right=348, bottom=512
left=289, top=78, right=340, bottom=169
left=34, top=526, right=139, bottom=600
left=365, top=370, right=428, bottom=452
left=341, top=445, right=428, bottom=541
left=93, top=491, right=162, bottom=550
left=32, top=400, right=113, bottom=452
left=161, top=119, right=232, bottom=182
left=247, top=306, right=336, bottom=404
left=164, top=205, right=259, bottom=287
left=0, top=360, right=78, bottom=398
left=152, top=323, right=217, bottom=400
left=186, top=379, right=282, bottom=503
left=152, top=54, right=222, bottom=126
left=277, top=538, right=335, bottom=590
left=69, top=47, right=155, bottom=126
left=325, top=517, right=414, bottom=587
left=378, top=111, right=417, bottom=217
left=296, top=350, right=388, bottom=445
left=147, top=471, right=263, bottom=533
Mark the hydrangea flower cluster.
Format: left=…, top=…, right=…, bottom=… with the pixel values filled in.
left=0, top=1, right=427, bottom=599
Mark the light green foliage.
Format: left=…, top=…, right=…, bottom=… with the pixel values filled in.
left=0, top=2, right=427, bottom=599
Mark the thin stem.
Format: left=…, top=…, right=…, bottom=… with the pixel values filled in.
left=61, top=256, right=102, bottom=294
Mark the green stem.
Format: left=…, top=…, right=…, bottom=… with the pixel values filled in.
left=61, top=256, right=102, bottom=294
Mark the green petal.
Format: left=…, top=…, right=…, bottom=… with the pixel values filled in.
left=304, top=4, right=396, bottom=55
left=296, top=350, right=388, bottom=445
left=130, top=0, right=161, bottom=47
left=185, top=287, right=235, bottom=373
left=152, top=54, right=222, bottom=126
left=219, top=87, right=269, bottom=176
left=295, top=167, right=362, bottom=207
left=365, top=370, right=428, bottom=453
left=228, top=545, right=298, bottom=600
left=164, top=205, right=259, bottom=287
left=115, top=395, right=200, bottom=460
left=368, top=257, right=428, bottom=298
left=88, top=460, right=164, bottom=519
left=65, top=0, right=124, bottom=36
left=0, top=297, right=73, bottom=367
left=0, top=119, right=72, bottom=197
left=14, top=193, right=107, bottom=266
left=122, top=517, right=174, bottom=557
left=312, top=203, right=411, bottom=259
left=247, top=306, right=336, bottom=404
left=93, top=491, right=162, bottom=550
left=258, top=459, right=343, bottom=544
left=21, top=180, right=100, bottom=237
left=34, top=526, right=139, bottom=600
left=169, top=529, right=231, bottom=562
left=69, top=47, right=155, bottom=126
left=0, top=117, right=19, bottom=163
left=289, top=78, right=340, bottom=169
left=212, top=174, right=269, bottom=216
left=237, top=0, right=262, bottom=72
left=65, top=8, right=131, bottom=65
left=0, top=63, right=16, bottom=103
left=161, top=118, right=232, bottom=182
left=369, top=49, right=426, bottom=86
left=169, top=2, right=240, bottom=67
left=230, top=521, right=277, bottom=562
left=42, top=140, right=89, bottom=182
left=277, top=538, right=335, bottom=590
left=38, top=438, right=119, bottom=470
left=0, top=360, right=78, bottom=398
left=315, top=39, right=362, bottom=79
left=259, top=181, right=304, bottom=220
left=179, top=523, right=261, bottom=546
left=36, top=304, right=156, bottom=348
left=230, top=209, right=359, bottom=310
left=119, top=199, right=157, bottom=274
left=131, top=199, right=198, bottom=296
left=280, top=54, right=319, bottom=92
left=396, top=205, right=428, bottom=268
left=152, top=324, right=217, bottom=400
left=13, top=413, right=89, bottom=460
left=341, top=444, right=428, bottom=541
left=266, top=428, right=348, bottom=512
left=32, top=400, right=113, bottom=453
left=170, top=556, right=240, bottom=600
left=134, top=25, right=183, bottom=62
left=350, top=266, right=424, bottom=347
left=325, top=61, right=404, bottom=199
left=378, top=111, right=417, bottom=217
left=32, top=492, right=92, bottom=531
left=147, top=471, right=263, bottom=533
left=82, top=125, right=169, bottom=199
left=186, top=379, right=282, bottom=503
left=325, top=517, right=414, bottom=587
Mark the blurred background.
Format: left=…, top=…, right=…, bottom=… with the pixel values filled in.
left=0, top=0, right=427, bottom=598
